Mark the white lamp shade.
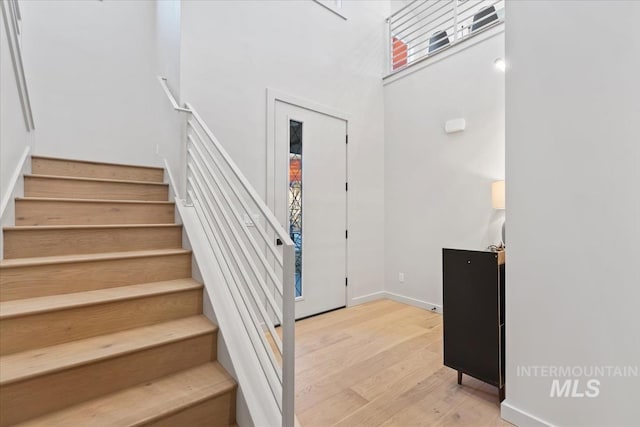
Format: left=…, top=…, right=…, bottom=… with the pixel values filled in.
left=492, top=180, right=505, bottom=210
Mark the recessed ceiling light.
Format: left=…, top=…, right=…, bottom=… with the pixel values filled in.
left=494, top=58, right=506, bottom=72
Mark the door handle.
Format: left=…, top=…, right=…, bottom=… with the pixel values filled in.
left=276, top=238, right=283, bottom=246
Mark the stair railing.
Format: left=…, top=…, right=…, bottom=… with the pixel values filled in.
left=1, top=0, right=35, bottom=130
left=387, top=0, right=505, bottom=74
left=157, top=76, right=295, bottom=427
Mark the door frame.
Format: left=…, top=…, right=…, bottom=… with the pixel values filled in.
left=265, top=88, right=352, bottom=308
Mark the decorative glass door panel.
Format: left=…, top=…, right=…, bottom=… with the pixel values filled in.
left=289, top=120, right=303, bottom=298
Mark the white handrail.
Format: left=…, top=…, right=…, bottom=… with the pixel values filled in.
left=13, top=0, right=21, bottom=20
left=158, top=77, right=295, bottom=427
left=157, top=76, right=191, bottom=113
left=1, top=0, right=34, bottom=130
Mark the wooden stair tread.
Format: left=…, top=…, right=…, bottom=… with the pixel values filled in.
left=30, top=155, right=164, bottom=172
left=3, top=224, right=181, bottom=231
left=15, top=197, right=173, bottom=205
left=0, top=279, right=203, bottom=319
left=15, top=362, right=236, bottom=427
left=0, top=248, right=191, bottom=268
left=24, top=174, right=169, bottom=187
left=0, top=315, right=216, bottom=385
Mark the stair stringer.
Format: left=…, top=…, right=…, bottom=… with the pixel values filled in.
left=0, top=146, right=31, bottom=260
left=169, top=179, right=281, bottom=427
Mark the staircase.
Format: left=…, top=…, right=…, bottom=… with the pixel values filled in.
left=0, top=156, right=237, bottom=426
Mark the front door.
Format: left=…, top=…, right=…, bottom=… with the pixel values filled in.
left=274, top=101, right=347, bottom=319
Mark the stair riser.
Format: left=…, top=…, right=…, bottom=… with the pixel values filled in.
left=15, top=199, right=175, bottom=226
left=31, top=157, right=164, bottom=183
left=0, top=289, right=203, bottom=355
left=24, top=176, right=169, bottom=201
left=146, top=391, right=237, bottom=427
left=0, top=253, right=192, bottom=301
left=3, top=226, right=183, bottom=259
left=0, top=334, right=216, bottom=427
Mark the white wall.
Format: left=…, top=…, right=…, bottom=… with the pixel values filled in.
left=179, top=0, right=389, bottom=304
left=389, top=0, right=414, bottom=15
left=20, top=0, right=168, bottom=168
left=384, top=30, right=505, bottom=309
left=503, top=2, right=640, bottom=426
left=155, top=0, right=181, bottom=97
left=153, top=0, right=186, bottom=198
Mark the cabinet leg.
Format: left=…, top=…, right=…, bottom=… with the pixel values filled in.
left=457, top=371, right=463, bottom=385
left=499, top=386, right=505, bottom=401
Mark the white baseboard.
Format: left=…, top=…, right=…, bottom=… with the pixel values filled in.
left=162, top=158, right=183, bottom=225
left=384, top=291, right=442, bottom=314
left=350, top=290, right=442, bottom=314
left=501, top=400, right=553, bottom=427
left=163, top=158, right=180, bottom=204
left=350, top=291, right=386, bottom=306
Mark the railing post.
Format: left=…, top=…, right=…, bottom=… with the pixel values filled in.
left=386, top=17, right=392, bottom=74
left=184, top=123, right=194, bottom=207
left=282, top=244, right=296, bottom=427
left=453, top=0, right=459, bottom=43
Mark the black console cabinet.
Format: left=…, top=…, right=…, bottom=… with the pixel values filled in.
left=442, top=248, right=505, bottom=400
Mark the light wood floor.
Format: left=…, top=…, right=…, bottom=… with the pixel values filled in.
left=293, top=299, right=512, bottom=427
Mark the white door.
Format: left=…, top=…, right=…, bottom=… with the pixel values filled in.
left=274, top=101, right=347, bottom=319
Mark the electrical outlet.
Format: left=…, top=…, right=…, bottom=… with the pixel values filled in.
left=399, top=272, right=405, bottom=283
